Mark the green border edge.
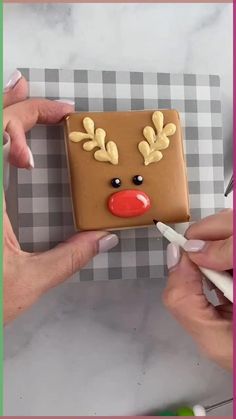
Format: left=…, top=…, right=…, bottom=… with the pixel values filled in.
left=0, top=0, right=3, bottom=415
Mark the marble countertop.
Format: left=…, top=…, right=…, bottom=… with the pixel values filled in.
left=4, top=3, right=233, bottom=416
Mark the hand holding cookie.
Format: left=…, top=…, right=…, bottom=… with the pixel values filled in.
left=3, top=73, right=119, bottom=324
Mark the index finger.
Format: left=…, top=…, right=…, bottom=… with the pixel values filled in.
left=4, top=99, right=74, bottom=169
left=3, top=98, right=74, bottom=131
left=186, top=210, right=232, bottom=240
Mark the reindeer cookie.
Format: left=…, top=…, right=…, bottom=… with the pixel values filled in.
left=64, top=110, right=190, bottom=230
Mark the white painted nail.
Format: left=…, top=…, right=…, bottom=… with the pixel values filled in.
left=3, top=132, right=11, bottom=191
left=3, top=131, right=10, bottom=146
left=27, top=146, right=35, bottom=169
left=4, top=70, right=22, bottom=92
left=98, top=234, right=119, bottom=253
left=184, top=239, right=206, bottom=252
left=55, top=99, right=75, bottom=106
left=167, top=243, right=181, bottom=270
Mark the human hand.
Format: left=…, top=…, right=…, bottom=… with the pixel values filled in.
left=3, top=71, right=119, bottom=324
left=163, top=209, right=233, bottom=370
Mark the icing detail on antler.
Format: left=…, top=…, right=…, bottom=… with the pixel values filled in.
left=69, top=117, right=118, bottom=165
left=139, top=111, right=176, bottom=166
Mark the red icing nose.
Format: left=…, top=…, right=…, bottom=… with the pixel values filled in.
left=108, top=189, right=151, bottom=218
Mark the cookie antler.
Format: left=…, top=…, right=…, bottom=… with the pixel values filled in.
left=138, top=111, right=176, bottom=166
left=69, top=117, right=118, bottom=165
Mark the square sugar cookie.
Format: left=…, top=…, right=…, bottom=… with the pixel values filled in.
left=64, top=110, right=190, bottom=230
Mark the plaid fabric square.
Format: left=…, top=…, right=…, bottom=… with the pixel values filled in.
left=17, top=68, right=225, bottom=281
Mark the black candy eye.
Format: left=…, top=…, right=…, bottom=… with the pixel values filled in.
left=133, top=175, right=143, bottom=185
left=111, top=178, right=121, bottom=188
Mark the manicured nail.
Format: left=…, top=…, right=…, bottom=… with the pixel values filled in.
left=98, top=234, right=119, bottom=253
left=3, top=131, right=10, bottom=146
left=184, top=239, right=206, bottom=252
left=167, top=243, right=181, bottom=270
left=55, top=99, right=75, bottom=106
left=203, top=278, right=215, bottom=291
left=27, top=146, right=34, bottom=169
left=4, top=69, right=22, bottom=92
left=3, top=132, right=11, bottom=191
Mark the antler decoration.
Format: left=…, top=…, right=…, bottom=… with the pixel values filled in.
left=138, top=111, right=176, bottom=166
left=69, top=117, right=118, bottom=165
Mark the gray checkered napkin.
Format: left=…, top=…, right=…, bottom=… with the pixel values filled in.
left=16, top=68, right=224, bottom=281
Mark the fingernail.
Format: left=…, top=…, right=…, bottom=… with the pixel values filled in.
left=203, top=278, right=215, bottom=291
left=3, top=132, right=11, bottom=191
left=98, top=234, right=119, bottom=253
left=3, top=131, right=10, bottom=146
left=184, top=239, right=206, bottom=252
left=27, top=146, right=34, bottom=169
left=167, top=243, right=181, bottom=270
left=55, top=99, right=75, bottom=106
left=4, top=69, right=22, bottom=92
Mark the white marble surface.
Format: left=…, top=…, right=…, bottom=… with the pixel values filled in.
left=3, top=3, right=233, bottom=416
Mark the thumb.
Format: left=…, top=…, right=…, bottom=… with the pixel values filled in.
left=163, top=244, right=233, bottom=369
left=32, top=231, right=119, bottom=291
left=183, top=236, right=233, bottom=271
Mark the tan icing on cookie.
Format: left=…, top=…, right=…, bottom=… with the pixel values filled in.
left=139, top=111, right=176, bottom=166
left=65, top=110, right=190, bottom=231
left=69, top=117, right=118, bottom=165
